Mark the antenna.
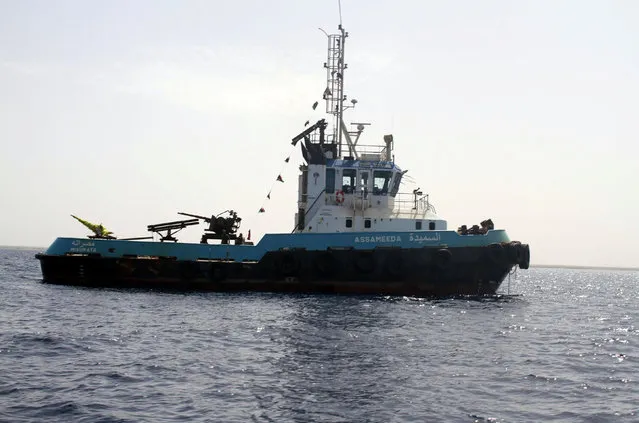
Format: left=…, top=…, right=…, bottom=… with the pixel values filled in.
left=322, top=24, right=352, bottom=158
left=319, top=2, right=358, bottom=159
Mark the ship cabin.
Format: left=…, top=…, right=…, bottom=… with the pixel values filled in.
left=294, top=127, right=447, bottom=234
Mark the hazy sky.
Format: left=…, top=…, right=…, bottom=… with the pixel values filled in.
left=1, top=0, right=637, bottom=267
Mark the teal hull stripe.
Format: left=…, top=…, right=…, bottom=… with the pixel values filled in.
left=44, top=230, right=511, bottom=261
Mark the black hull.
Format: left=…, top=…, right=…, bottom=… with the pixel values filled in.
left=36, top=244, right=529, bottom=297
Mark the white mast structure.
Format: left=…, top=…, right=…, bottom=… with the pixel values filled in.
left=323, top=25, right=356, bottom=159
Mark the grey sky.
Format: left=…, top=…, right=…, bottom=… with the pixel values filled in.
left=1, top=0, right=637, bottom=267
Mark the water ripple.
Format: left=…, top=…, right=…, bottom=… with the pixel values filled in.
left=1, top=249, right=639, bottom=421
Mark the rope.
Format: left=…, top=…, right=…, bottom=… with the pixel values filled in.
left=256, top=142, right=298, bottom=216
left=507, top=266, right=518, bottom=296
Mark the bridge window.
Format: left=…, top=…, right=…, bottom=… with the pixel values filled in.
left=373, top=170, right=392, bottom=195
left=325, top=168, right=335, bottom=194
left=389, top=171, right=403, bottom=197
left=342, top=169, right=356, bottom=194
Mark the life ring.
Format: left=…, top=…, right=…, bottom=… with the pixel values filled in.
left=335, top=190, right=345, bottom=204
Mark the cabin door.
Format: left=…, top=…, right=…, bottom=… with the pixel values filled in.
left=359, top=171, right=370, bottom=198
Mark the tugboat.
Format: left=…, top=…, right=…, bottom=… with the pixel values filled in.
left=35, top=24, right=530, bottom=297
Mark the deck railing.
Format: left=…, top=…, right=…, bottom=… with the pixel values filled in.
left=392, top=192, right=437, bottom=215
left=350, top=144, right=390, bottom=161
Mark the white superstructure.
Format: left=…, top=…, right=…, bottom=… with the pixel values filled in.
left=293, top=25, right=446, bottom=234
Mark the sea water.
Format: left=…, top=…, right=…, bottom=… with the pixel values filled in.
left=1, top=247, right=638, bottom=422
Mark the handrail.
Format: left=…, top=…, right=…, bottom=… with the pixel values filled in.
left=292, top=188, right=327, bottom=233
left=393, top=192, right=437, bottom=214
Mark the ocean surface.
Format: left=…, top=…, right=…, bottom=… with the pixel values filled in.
left=1, top=247, right=638, bottom=422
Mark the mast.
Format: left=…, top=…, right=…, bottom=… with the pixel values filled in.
left=337, top=25, right=346, bottom=158
left=323, top=25, right=349, bottom=158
